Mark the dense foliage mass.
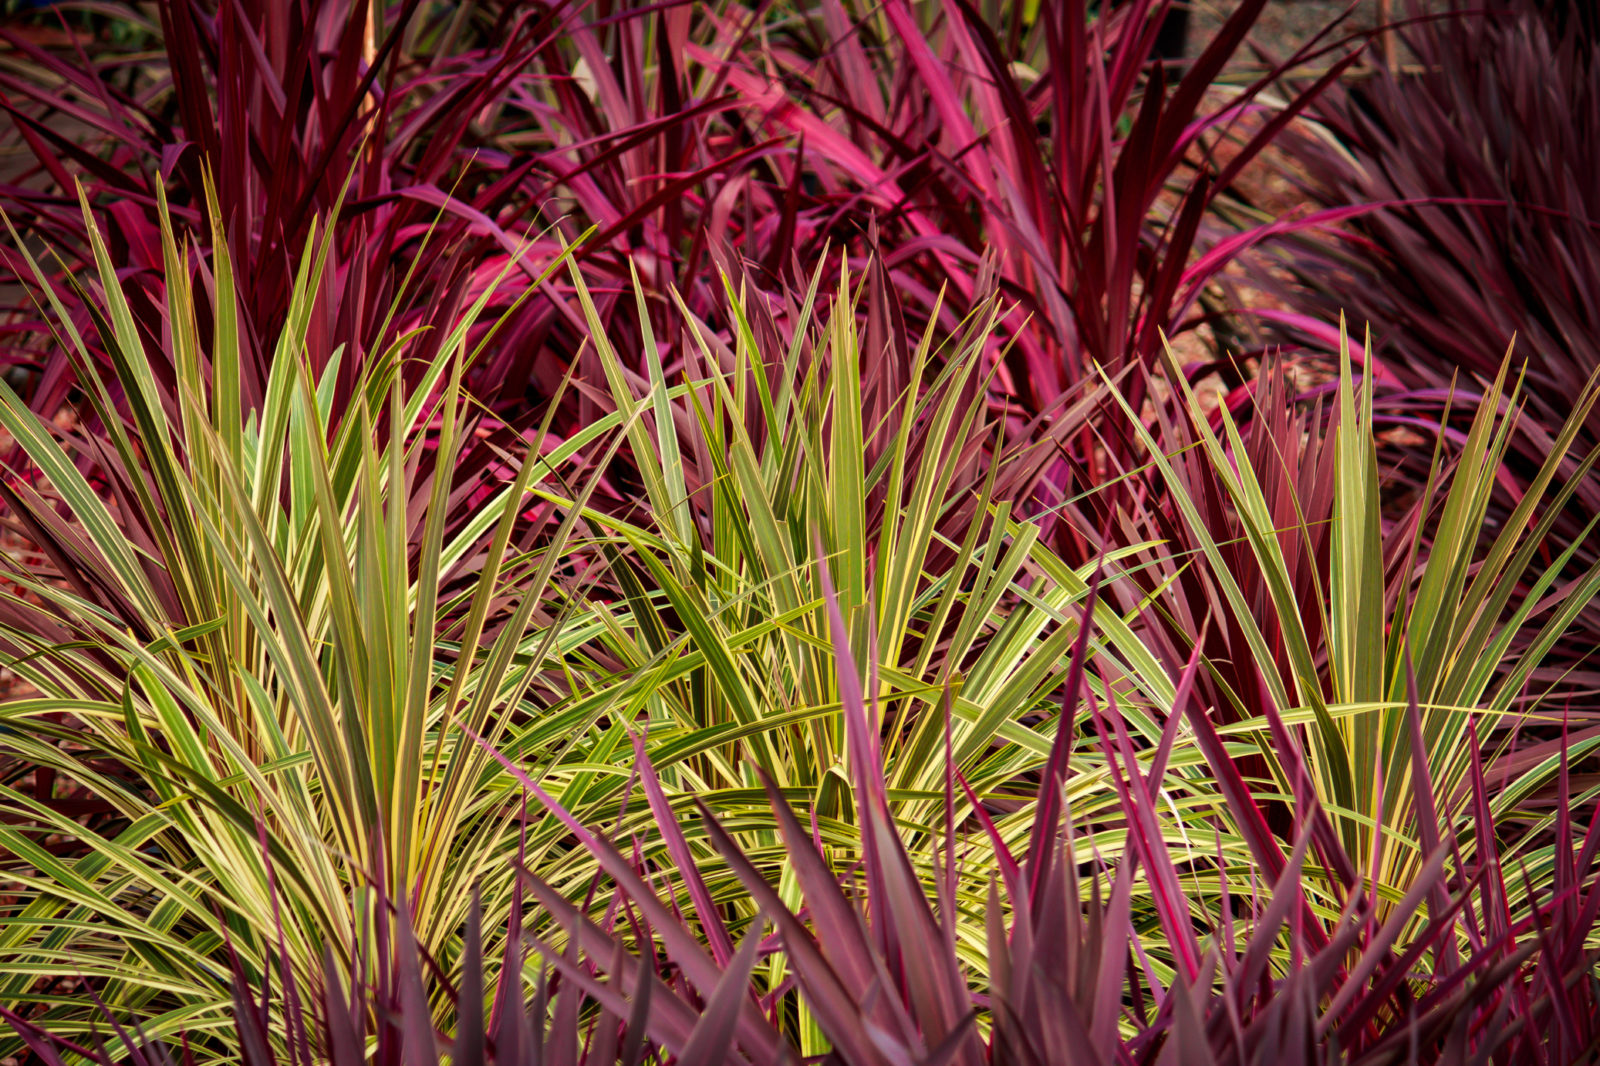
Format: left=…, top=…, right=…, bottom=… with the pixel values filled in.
left=1272, top=0, right=1600, bottom=706
left=0, top=2, right=1596, bottom=1064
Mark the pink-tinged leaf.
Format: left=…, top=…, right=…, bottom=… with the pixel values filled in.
left=1026, top=565, right=1099, bottom=902
left=461, top=727, right=785, bottom=1062
left=454, top=892, right=486, bottom=1066
left=519, top=913, right=700, bottom=1055
left=629, top=732, right=737, bottom=967
left=1161, top=967, right=1221, bottom=1066
left=1318, top=841, right=1451, bottom=1033
left=880, top=0, right=994, bottom=203
left=675, top=920, right=765, bottom=1066
left=1403, top=651, right=1455, bottom=952
left=1177, top=203, right=1388, bottom=312
left=1090, top=689, right=1202, bottom=982
left=1154, top=0, right=1270, bottom=168
left=817, top=540, right=981, bottom=1062
left=1090, top=860, right=1136, bottom=1058
left=954, top=769, right=1023, bottom=904
left=1245, top=309, right=1393, bottom=384
left=697, top=795, right=894, bottom=1064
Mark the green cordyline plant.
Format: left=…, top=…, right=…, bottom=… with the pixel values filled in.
left=0, top=182, right=634, bottom=1045
left=437, top=255, right=1216, bottom=1054
left=1100, top=321, right=1600, bottom=936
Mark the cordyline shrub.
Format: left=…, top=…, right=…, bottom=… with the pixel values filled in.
left=0, top=0, right=802, bottom=519
left=0, top=184, right=623, bottom=1045
left=0, top=0, right=1362, bottom=544
left=729, top=0, right=1353, bottom=402
left=1102, top=327, right=1600, bottom=849
left=1264, top=0, right=1600, bottom=708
